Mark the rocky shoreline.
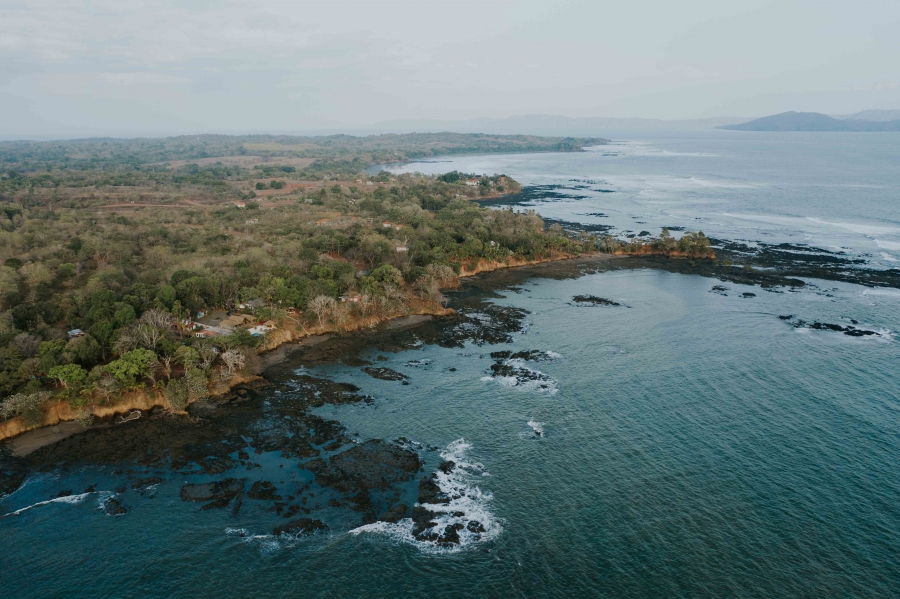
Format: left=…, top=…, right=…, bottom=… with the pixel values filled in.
left=1, top=255, right=606, bottom=548
left=4, top=243, right=891, bottom=548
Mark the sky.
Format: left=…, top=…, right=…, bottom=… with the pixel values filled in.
left=2, top=0, right=900, bottom=138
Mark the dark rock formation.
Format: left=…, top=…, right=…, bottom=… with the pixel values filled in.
left=0, top=450, right=27, bottom=498
left=362, top=367, right=409, bottom=382
left=572, top=295, right=622, bottom=306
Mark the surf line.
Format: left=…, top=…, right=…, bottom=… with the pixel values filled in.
left=0, top=491, right=112, bottom=519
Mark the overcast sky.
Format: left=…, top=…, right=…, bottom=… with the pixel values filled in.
left=3, top=0, right=900, bottom=138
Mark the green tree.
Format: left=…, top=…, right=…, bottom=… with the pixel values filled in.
left=104, top=348, right=156, bottom=388
left=47, top=363, right=87, bottom=390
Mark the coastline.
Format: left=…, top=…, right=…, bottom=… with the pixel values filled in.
left=0, top=251, right=622, bottom=453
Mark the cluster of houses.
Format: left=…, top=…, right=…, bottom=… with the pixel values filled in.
left=185, top=308, right=279, bottom=339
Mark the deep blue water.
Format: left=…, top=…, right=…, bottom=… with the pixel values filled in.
left=3, top=133, right=900, bottom=598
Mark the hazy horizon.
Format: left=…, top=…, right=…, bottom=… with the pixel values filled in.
left=3, top=0, right=900, bottom=139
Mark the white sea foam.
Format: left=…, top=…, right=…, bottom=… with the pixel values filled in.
left=806, top=217, right=900, bottom=237
left=350, top=439, right=501, bottom=553
left=880, top=252, right=898, bottom=262
left=1, top=491, right=112, bottom=518
left=482, top=354, right=559, bottom=395
left=875, top=239, right=900, bottom=251
left=863, top=288, right=900, bottom=299
left=527, top=419, right=545, bottom=437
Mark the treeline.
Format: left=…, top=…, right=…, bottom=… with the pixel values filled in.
left=0, top=132, right=605, bottom=175
left=0, top=171, right=598, bottom=424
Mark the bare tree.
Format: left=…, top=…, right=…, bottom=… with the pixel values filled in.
left=194, top=339, right=219, bottom=371
left=113, top=329, right=138, bottom=356
left=425, top=263, right=456, bottom=285
left=140, top=308, right=175, bottom=330
left=220, top=349, right=246, bottom=377
left=308, top=295, right=337, bottom=327
left=96, top=373, right=120, bottom=404
left=13, top=333, right=42, bottom=357
left=142, top=354, right=160, bottom=385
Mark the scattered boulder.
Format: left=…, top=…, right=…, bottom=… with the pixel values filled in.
left=103, top=497, right=128, bottom=516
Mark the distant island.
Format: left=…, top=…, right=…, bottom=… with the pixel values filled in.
left=719, top=111, right=900, bottom=131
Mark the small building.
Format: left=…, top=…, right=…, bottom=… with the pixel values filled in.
left=246, top=219, right=259, bottom=225
left=195, top=330, right=218, bottom=338
left=67, top=329, right=85, bottom=338
left=339, top=294, right=362, bottom=303
left=465, top=179, right=479, bottom=187
left=235, top=201, right=246, bottom=208
left=221, top=313, right=254, bottom=329
left=395, top=245, right=408, bottom=252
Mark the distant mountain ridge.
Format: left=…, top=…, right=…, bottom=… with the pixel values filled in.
left=720, top=111, right=900, bottom=131
left=371, top=114, right=752, bottom=136
left=834, top=109, right=900, bottom=122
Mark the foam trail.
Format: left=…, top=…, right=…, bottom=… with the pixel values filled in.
left=1, top=491, right=112, bottom=519
left=527, top=419, right=545, bottom=437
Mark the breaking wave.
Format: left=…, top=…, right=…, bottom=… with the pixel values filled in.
left=350, top=439, right=501, bottom=553
left=1, top=491, right=113, bottom=519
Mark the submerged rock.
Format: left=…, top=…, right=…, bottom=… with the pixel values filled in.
left=247, top=480, right=281, bottom=501
left=103, top=497, right=128, bottom=516
left=785, top=317, right=881, bottom=337
left=273, top=518, right=328, bottom=537
left=572, top=295, right=622, bottom=306
left=307, top=440, right=421, bottom=495
left=362, top=367, right=409, bottom=382
left=181, top=478, right=246, bottom=503
left=131, top=477, right=162, bottom=490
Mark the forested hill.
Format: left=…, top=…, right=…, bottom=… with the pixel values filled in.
left=719, top=112, right=900, bottom=131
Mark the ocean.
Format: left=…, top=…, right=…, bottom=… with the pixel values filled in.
left=2, top=132, right=899, bottom=598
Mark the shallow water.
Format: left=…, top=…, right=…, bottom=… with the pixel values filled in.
left=3, top=269, right=899, bottom=598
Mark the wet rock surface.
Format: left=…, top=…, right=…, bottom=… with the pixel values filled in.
left=484, top=350, right=559, bottom=394
left=247, top=480, right=281, bottom=501
left=572, top=295, right=622, bottom=306
left=181, top=478, right=246, bottom=503
left=103, top=497, right=127, bottom=516
left=783, top=317, right=882, bottom=337
left=0, top=450, right=27, bottom=497
left=362, top=367, right=409, bottom=382
left=306, top=439, right=422, bottom=521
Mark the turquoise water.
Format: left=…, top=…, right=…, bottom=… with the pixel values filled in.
left=3, top=134, right=900, bottom=598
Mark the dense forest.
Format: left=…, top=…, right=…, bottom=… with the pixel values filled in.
left=0, top=133, right=711, bottom=428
